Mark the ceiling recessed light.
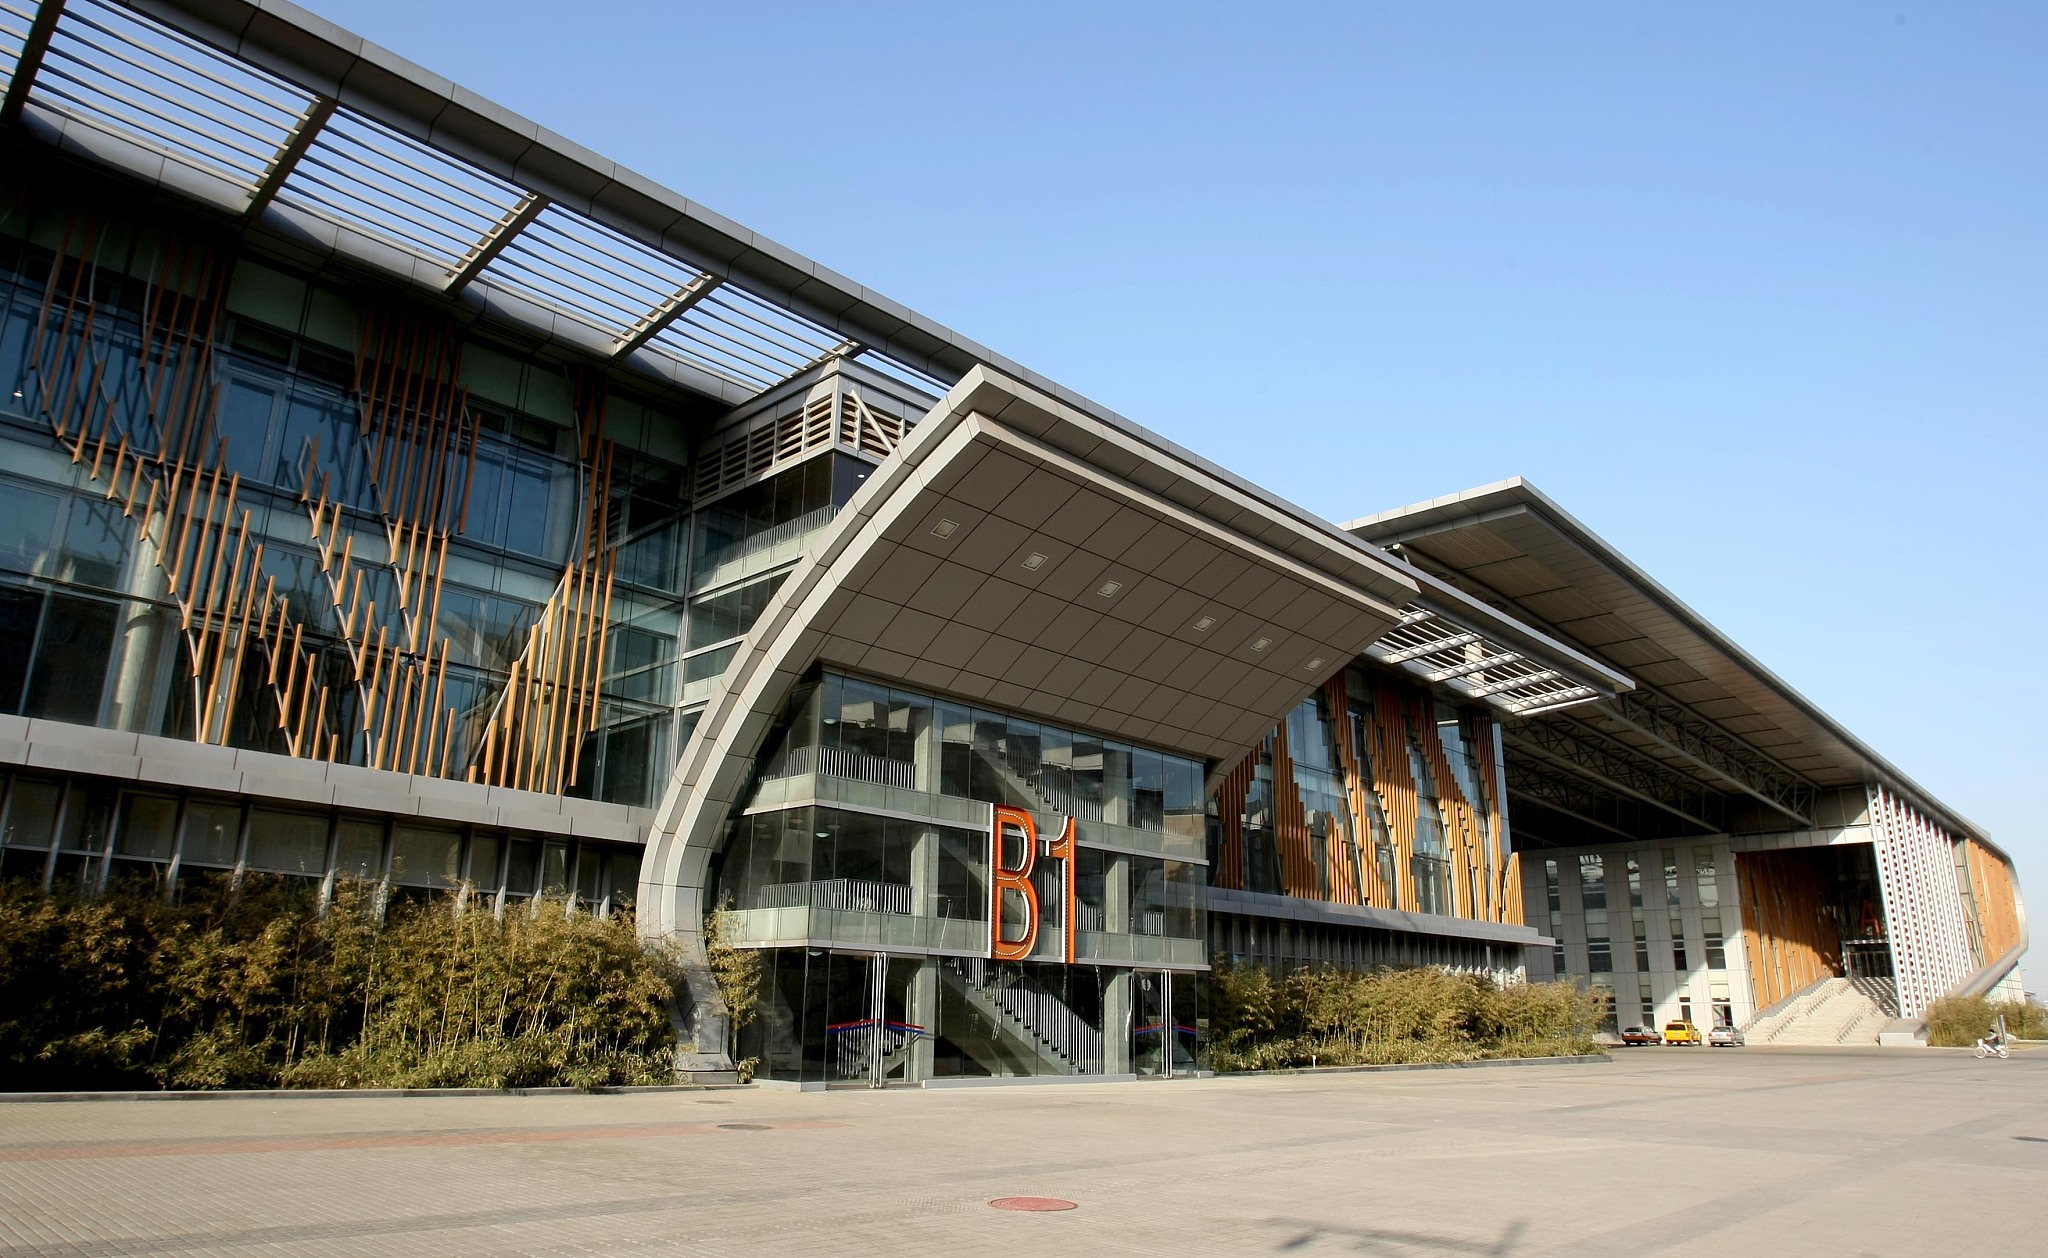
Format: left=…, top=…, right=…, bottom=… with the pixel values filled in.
left=1193, top=615, right=1215, bottom=632
left=931, top=518, right=958, bottom=539
left=1305, top=657, right=1325, bottom=672
left=1097, top=580, right=1122, bottom=598
left=1021, top=552, right=1048, bottom=572
left=1250, top=636, right=1272, bottom=653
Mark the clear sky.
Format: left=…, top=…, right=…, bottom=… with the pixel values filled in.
left=316, top=1, right=2045, bottom=888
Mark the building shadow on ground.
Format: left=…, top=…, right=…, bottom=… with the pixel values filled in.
left=1266, top=1217, right=1527, bottom=1255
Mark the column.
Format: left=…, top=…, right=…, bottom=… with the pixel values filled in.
left=1103, top=967, right=1132, bottom=1075
left=909, top=959, right=937, bottom=1083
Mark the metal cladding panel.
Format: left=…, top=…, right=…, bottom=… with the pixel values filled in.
left=642, top=366, right=1421, bottom=943
left=783, top=418, right=1408, bottom=763
left=1868, top=787, right=1975, bottom=1019
left=1349, top=479, right=1992, bottom=850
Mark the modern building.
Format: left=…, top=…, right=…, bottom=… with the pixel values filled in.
left=0, top=0, right=2024, bottom=1085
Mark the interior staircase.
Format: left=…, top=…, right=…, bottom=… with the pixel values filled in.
left=1743, top=976, right=1895, bottom=1046
left=939, top=958, right=1104, bottom=1076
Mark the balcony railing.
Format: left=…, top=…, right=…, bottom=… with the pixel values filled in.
left=693, top=504, right=838, bottom=589
left=752, top=877, right=915, bottom=916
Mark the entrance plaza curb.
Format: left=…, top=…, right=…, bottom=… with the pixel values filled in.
left=0, top=1083, right=749, bottom=1104
left=1, top=1056, right=1608, bottom=1102
left=1219, top=1052, right=1611, bottom=1078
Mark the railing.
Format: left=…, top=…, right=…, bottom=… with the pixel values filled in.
left=948, top=957, right=1104, bottom=1076
left=759, top=743, right=919, bottom=790
left=752, top=877, right=915, bottom=916
left=826, top=1017, right=922, bottom=1083
left=693, top=504, right=838, bottom=587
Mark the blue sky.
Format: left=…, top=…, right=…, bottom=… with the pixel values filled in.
left=319, top=1, right=2045, bottom=884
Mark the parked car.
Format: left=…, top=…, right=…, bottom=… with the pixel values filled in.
left=1662, top=1020, right=1704, bottom=1046
left=1620, top=1026, right=1661, bottom=1046
left=1707, top=1025, right=1745, bottom=1048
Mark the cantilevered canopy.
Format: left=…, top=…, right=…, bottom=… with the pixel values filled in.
left=1348, top=477, right=1994, bottom=850
left=643, top=366, right=1425, bottom=937
left=0, top=0, right=948, bottom=404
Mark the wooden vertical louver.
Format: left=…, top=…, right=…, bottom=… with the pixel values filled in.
left=17, top=192, right=622, bottom=794
left=1962, top=839, right=2022, bottom=966
left=24, top=212, right=281, bottom=750
left=1732, top=849, right=1839, bottom=1010
left=1212, top=666, right=1518, bottom=926
left=468, top=370, right=617, bottom=794
left=1327, top=675, right=1391, bottom=909
left=1210, top=751, right=1256, bottom=892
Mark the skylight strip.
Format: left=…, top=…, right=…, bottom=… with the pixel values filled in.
left=519, top=214, right=696, bottom=303
left=290, top=145, right=498, bottom=249
left=663, top=312, right=808, bottom=378
left=523, top=212, right=695, bottom=283
left=0, top=3, right=33, bottom=79
left=855, top=351, right=953, bottom=396
left=648, top=325, right=784, bottom=387
left=686, top=297, right=828, bottom=365
left=487, top=246, right=652, bottom=331
left=315, top=116, right=518, bottom=219
left=704, top=286, right=843, bottom=355
left=506, top=230, right=679, bottom=318
left=282, top=164, right=482, bottom=264
left=60, top=7, right=303, bottom=127
left=42, top=42, right=286, bottom=157
left=30, top=77, right=270, bottom=185
left=650, top=325, right=782, bottom=389
left=658, top=306, right=812, bottom=374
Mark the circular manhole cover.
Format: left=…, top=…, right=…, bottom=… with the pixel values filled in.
left=717, top=1123, right=772, bottom=1131
left=990, top=1197, right=1077, bottom=1212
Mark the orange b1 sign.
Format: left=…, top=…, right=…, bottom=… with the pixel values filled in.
left=991, top=804, right=1077, bottom=964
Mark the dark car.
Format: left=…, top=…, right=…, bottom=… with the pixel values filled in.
left=1620, top=1025, right=1661, bottom=1046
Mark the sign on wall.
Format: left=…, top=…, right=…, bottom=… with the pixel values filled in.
left=990, top=805, right=1078, bottom=964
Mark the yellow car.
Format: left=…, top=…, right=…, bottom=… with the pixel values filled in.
left=1662, top=1020, right=1703, bottom=1046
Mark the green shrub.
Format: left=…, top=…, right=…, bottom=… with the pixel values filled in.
left=1925, top=993, right=2048, bottom=1047
left=0, top=878, right=679, bottom=1091
left=1206, top=962, right=1600, bottom=1072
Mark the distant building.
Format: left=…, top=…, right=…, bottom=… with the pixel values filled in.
left=0, top=0, right=2023, bottom=1082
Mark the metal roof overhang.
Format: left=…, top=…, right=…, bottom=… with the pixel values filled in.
left=0, top=0, right=955, bottom=404
left=643, top=365, right=1424, bottom=932
left=1346, top=477, right=1999, bottom=854
left=0, top=0, right=1477, bottom=581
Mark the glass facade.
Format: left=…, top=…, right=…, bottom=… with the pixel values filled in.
left=1579, top=853, right=1611, bottom=973
left=736, top=949, right=1204, bottom=1085
left=1695, top=847, right=1727, bottom=971
left=0, top=180, right=932, bottom=810
left=0, top=766, right=642, bottom=914
left=1663, top=847, right=1688, bottom=972
left=719, top=672, right=1208, bottom=1083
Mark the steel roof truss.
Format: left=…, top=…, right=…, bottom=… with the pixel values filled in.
left=445, top=190, right=547, bottom=296
left=0, top=0, right=61, bottom=128
left=1604, top=689, right=1815, bottom=827
left=613, top=273, right=720, bottom=361
left=244, top=93, right=332, bottom=220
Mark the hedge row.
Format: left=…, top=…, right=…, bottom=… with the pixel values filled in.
left=0, top=878, right=678, bottom=1091
left=1207, top=963, right=1601, bottom=1071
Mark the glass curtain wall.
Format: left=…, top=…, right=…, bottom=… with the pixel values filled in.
left=0, top=194, right=693, bottom=806
left=735, top=949, right=1207, bottom=1086
left=1406, top=737, right=1453, bottom=915
left=759, top=672, right=1206, bottom=848
left=0, top=768, right=643, bottom=915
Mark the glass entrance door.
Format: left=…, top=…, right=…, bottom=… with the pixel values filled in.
left=822, top=951, right=923, bottom=1087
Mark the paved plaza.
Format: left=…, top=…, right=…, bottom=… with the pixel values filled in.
left=0, top=1047, right=2041, bottom=1257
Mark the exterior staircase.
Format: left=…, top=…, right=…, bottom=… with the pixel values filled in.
left=1743, top=977, right=1892, bottom=1046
